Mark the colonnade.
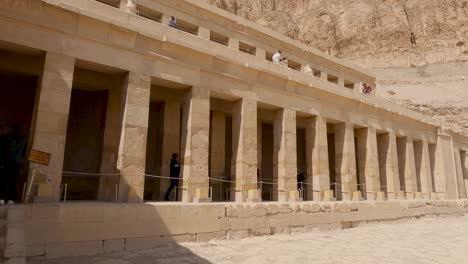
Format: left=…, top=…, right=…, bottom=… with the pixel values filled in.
left=28, top=51, right=468, bottom=203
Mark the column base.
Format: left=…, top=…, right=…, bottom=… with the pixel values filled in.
left=352, top=191, right=362, bottom=201
left=322, top=190, right=334, bottom=201
left=33, top=184, right=56, bottom=203
left=376, top=191, right=386, bottom=201
left=366, top=191, right=377, bottom=201
left=430, top=192, right=439, bottom=200
left=414, top=192, right=422, bottom=199
left=397, top=191, right=406, bottom=200
left=406, top=192, right=415, bottom=200
left=193, top=188, right=210, bottom=203
left=246, top=189, right=261, bottom=203
left=288, top=191, right=303, bottom=202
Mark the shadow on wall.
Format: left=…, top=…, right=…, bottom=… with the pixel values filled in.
left=25, top=202, right=212, bottom=264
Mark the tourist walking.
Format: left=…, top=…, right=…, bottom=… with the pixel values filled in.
left=164, top=153, right=180, bottom=201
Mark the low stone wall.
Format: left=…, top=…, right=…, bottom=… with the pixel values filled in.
left=23, top=200, right=468, bottom=258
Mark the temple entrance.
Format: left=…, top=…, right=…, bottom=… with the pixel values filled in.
left=0, top=73, right=39, bottom=202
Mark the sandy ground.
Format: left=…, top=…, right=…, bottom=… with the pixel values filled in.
left=29, top=216, right=468, bottom=264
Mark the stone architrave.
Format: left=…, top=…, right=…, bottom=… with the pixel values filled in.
left=306, top=115, right=330, bottom=201
left=160, top=100, right=181, bottom=198
left=378, top=132, right=401, bottom=200
left=232, top=98, right=257, bottom=202
left=117, top=72, right=151, bottom=203
left=180, top=86, right=210, bottom=203
left=31, top=52, right=75, bottom=202
left=356, top=127, right=381, bottom=200
left=454, top=147, right=467, bottom=199
left=273, top=108, right=297, bottom=202
left=334, top=122, right=357, bottom=201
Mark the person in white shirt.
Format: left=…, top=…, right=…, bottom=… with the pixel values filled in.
left=272, top=50, right=282, bottom=64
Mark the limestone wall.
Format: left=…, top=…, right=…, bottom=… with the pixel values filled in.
left=23, top=200, right=468, bottom=258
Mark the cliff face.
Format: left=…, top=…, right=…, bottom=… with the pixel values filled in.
left=204, top=0, right=468, bottom=130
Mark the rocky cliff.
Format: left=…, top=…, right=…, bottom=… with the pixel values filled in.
left=204, top=0, right=468, bottom=130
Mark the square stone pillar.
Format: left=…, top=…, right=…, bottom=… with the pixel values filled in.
left=229, top=38, right=240, bottom=50
left=433, top=133, right=456, bottom=199
left=418, top=139, right=434, bottom=199
left=397, top=137, right=418, bottom=196
left=31, top=52, right=75, bottom=202
left=181, top=86, right=210, bottom=202
left=273, top=108, right=297, bottom=202
left=160, top=100, right=181, bottom=198
left=461, top=151, right=468, bottom=197
left=354, top=81, right=362, bottom=93
left=338, top=77, right=345, bottom=87
left=99, top=80, right=124, bottom=201
left=356, top=127, right=381, bottom=200
left=454, top=147, right=466, bottom=199
left=320, top=72, right=328, bottom=81
left=334, top=122, right=357, bottom=201
left=378, top=132, right=401, bottom=200
left=117, top=72, right=151, bottom=203
left=198, top=27, right=210, bottom=40
left=232, top=99, right=258, bottom=202
left=120, top=0, right=136, bottom=14
left=306, top=116, right=330, bottom=201
left=256, top=48, right=266, bottom=60
left=210, top=110, right=226, bottom=201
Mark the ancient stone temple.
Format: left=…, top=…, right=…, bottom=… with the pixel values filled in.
left=2, top=0, right=468, bottom=261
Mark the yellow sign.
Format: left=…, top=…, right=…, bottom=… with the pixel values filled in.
left=28, top=149, right=51, bottom=166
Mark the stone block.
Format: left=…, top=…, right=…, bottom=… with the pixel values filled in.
left=430, top=192, right=439, bottom=200
left=247, top=189, right=261, bottom=203
left=397, top=191, right=406, bottom=200
left=252, top=205, right=267, bottom=217
left=236, top=205, right=253, bottom=218
left=226, top=230, right=250, bottom=240
left=352, top=191, right=362, bottom=201
left=125, top=237, right=169, bottom=251
left=193, top=188, right=210, bottom=203
left=406, top=192, right=415, bottom=200
left=267, top=204, right=279, bottom=214
left=376, top=192, right=386, bottom=201
left=196, top=231, right=226, bottom=242
left=251, top=228, right=271, bottom=237
left=273, top=227, right=290, bottom=235
left=103, top=239, right=124, bottom=253
left=323, top=190, right=334, bottom=201
left=366, top=192, right=377, bottom=201
left=269, top=214, right=291, bottom=227
left=415, top=192, right=422, bottom=199
left=4, top=258, right=25, bottom=264
left=36, top=184, right=53, bottom=198
left=279, top=204, right=292, bottom=214
left=290, top=226, right=305, bottom=234
left=46, top=241, right=102, bottom=257
left=288, top=191, right=302, bottom=202
left=25, top=244, right=45, bottom=257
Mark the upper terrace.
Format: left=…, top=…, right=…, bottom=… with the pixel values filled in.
left=95, top=0, right=376, bottom=94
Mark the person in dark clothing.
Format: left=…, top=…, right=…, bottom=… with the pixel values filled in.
left=164, top=153, right=180, bottom=201
left=168, top=16, right=177, bottom=28
left=0, top=125, right=26, bottom=204
left=297, top=172, right=305, bottom=190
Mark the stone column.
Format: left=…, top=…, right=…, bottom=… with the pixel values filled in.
left=338, top=77, right=345, bottom=87
left=356, top=127, right=381, bottom=200
left=306, top=115, right=330, bottom=201
left=273, top=108, right=298, bottom=202
left=354, top=81, right=362, bottom=93
left=228, top=38, right=239, bottom=50
left=120, top=0, right=136, bottom=13
left=256, top=48, right=266, bottom=60
left=320, top=72, right=328, bottom=81
left=461, top=151, right=468, bottom=197
left=210, top=111, right=226, bottom=201
left=117, top=72, right=151, bottom=203
left=99, top=80, right=124, bottom=201
left=454, top=147, right=467, bottom=199
left=418, top=139, right=434, bottom=199
left=31, top=52, right=75, bottom=202
left=160, top=100, right=181, bottom=198
left=232, top=99, right=258, bottom=202
left=181, top=86, right=210, bottom=202
left=198, top=27, right=210, bottom=40
left=377, top=132, right=401, bottom=200
left=433, top=133, right=456, bottom=199
left=398, top=137, right=418, bottom=198
left=334, top=122, right=357, bottom=201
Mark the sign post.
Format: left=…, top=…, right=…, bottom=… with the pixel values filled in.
left=24, top=149, right=51, bottom=203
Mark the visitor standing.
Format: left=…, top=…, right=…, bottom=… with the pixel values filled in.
left=168, top=16, right=177, bottom=28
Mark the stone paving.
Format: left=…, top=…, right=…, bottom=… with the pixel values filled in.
left=29, top=216, right=468, bottom=264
